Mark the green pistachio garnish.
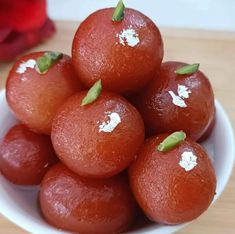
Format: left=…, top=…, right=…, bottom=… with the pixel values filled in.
left=157, top=131, right=186, bottom=152
left=175, top=63, right=200, bottom=75
left=81, top=79, right=102, bottom=106
left=36, top=52, right=63, bottom=74
left=112, top=0, right=125, bottom=22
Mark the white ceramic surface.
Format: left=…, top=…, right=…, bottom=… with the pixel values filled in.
left=0, top=89, right=234, bottom=234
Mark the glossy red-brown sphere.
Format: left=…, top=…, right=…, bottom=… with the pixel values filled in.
left=132, top=61, right=215, bottom=140
left=51, top=91, right=145, bottom=178
left=129, top=135, right=216, bottom=224
left=40, top=163, right=137, bottom=233
left=0, top=124, right=58, bottom=185
left=6, top=52, right=82, bottom=134
left=72, top=8, right=163, bottom=95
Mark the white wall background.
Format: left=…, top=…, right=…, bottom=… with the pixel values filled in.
left=48, top=0, right=235, bottom=31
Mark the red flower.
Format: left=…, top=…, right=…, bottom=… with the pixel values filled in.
left=0, top=0, right=55, bottom=62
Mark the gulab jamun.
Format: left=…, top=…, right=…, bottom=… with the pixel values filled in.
left=72, top=5, right=163, bottom=95
left=0, top=124, right=58, bottom=185
left=132, top=61, right=215, bottom=141
left=129, top=134, right=216, bottom=224
left=51, top=91, right=145, bottom=178
left=6, top=51, right=82, bottom=134
left=40, top=163, right=137, bottom=233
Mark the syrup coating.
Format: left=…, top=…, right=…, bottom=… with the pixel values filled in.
left=129, top=134, right=216, bottom=224
left=132, top=61, right=215, bottom=140
left=0, top=124, right=58, bottom=185
left=51, top=91, right=145, bottom=178
left=6, top=52, right=82, bottom=134
left=72, top=8, right=163, bottom=95
left=40, top=163, right=137, bottom=233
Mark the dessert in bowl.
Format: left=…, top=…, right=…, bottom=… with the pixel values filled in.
left=0, top=90, right=234, bottom=234
left=0, top=1, right=234, bottom=233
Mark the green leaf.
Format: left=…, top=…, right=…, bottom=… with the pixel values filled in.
left=36, top=52, right=63, bottom=74
left=112, top=0, right=125, bottom=22
left=157, top=131, right=186, bottom=152
left=175, top=63, right=200, bottom=75
left=81, top=80, right=102, bottom=106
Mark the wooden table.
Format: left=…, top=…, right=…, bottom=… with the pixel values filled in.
left=0, top=21, right=235, bottom=234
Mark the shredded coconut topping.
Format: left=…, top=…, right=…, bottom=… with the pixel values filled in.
left=116, top=27, right=140, bottom=47
left=16, top=59, right=36, bottom=74
left=168, top=84, right=191, bottom=108
left=99, top=112, right=121, bottom=133
left=179, top=151, right=197, bottom=171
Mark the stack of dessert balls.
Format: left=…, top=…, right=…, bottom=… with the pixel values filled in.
left=0, top=1, right=216, bottom=233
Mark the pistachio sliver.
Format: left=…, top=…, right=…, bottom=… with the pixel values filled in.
left=175, top=63, right=200, bottom=75
left=36, top=52, right=63, bottom=74
left=81, top=80, right=102, bottom=106
left=157, top=131, right=186, bottom=152
left=112, top=0, right=125, bottom=22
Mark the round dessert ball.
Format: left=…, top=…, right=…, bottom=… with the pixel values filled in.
left=129, top=134, right=216, bottom=224
left=40, top=163, right=137, bottom=233
left=51, top=91, right=145, bottom=178
left=6, top=51, right=82, bottom=134
left=0, top=124, right=58, bottom=185
left=72, top=8, right=163, bottom=95
left=132, top=61, right=215, bottom=140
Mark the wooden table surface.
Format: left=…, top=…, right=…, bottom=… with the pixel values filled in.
left=0, top=21, right=235, bottom=234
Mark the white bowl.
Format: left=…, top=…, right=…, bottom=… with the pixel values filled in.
left=0, top=89, right=234, bottom=234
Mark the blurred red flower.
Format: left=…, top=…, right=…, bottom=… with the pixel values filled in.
left=0, top=0, right=55, bottom=62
